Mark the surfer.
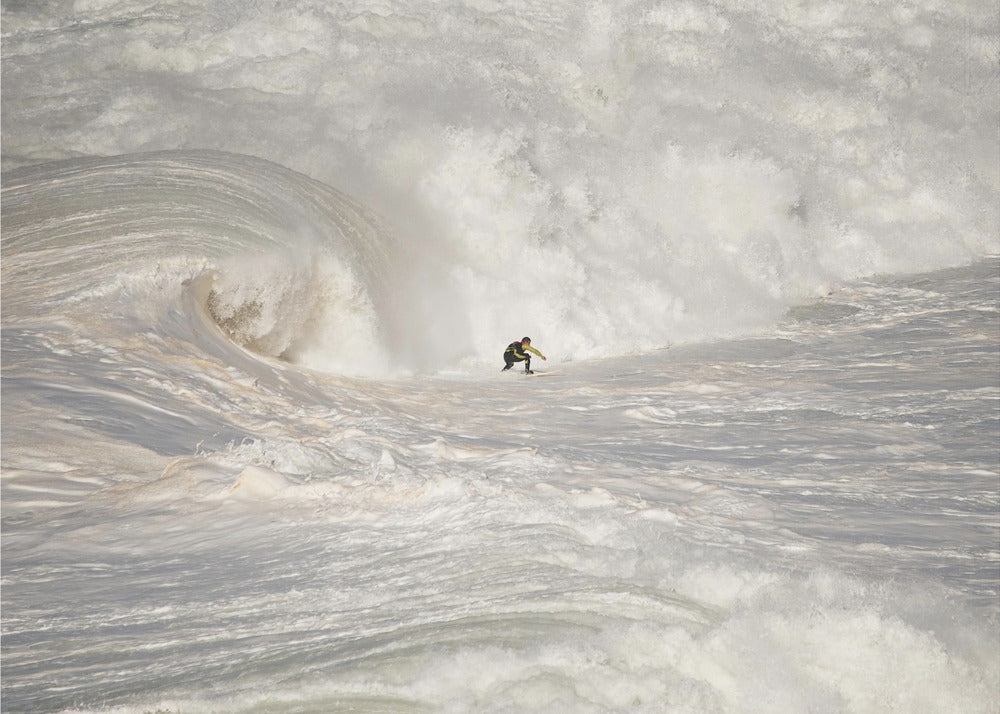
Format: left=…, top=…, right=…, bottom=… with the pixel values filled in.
left=502, top=337, right=546, bottom=374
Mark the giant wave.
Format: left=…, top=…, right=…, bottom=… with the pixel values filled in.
left=3, top=0, right=997, bottom=376
left=4, top=142, right=996, bottom=379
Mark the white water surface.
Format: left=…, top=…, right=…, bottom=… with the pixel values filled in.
left=2, top=0, right=999, bottom=711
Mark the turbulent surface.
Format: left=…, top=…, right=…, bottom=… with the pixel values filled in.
left=2, top=0, right=999, bottom=711
left=3, top=241, right=999, bottom=711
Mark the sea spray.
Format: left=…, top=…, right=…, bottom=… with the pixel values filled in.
left=3, top=0, right=996, bottom=372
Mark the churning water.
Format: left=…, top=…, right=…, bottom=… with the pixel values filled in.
left=2, top=0, right=998, bottom=711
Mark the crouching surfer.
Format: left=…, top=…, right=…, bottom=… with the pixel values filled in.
left=502, top=337, right=546, bottom=374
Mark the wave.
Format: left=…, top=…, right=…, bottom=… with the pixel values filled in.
left=2, top=151, right=401, bottom=376
left=2, top=145, right=997, bottom=378
left=4, top=0, right=1000, bottom=377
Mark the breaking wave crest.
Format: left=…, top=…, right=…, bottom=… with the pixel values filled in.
left=3, top=140, right=997, bottom=378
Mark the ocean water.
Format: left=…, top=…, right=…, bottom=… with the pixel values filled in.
left=2, top=0, right=998, bottom=712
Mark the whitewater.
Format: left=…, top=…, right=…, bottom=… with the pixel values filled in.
left=2, top=0, right=998, bottom=712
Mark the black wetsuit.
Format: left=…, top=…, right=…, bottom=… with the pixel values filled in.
left=502, top=341, right=543, bottom=372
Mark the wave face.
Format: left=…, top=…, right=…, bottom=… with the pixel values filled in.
left=3, top=0, right=998, bottom=372
left=2, top=151, right=408, bottom=375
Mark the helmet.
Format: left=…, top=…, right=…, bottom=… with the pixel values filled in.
left=521, top=336, right=531, bottom=343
